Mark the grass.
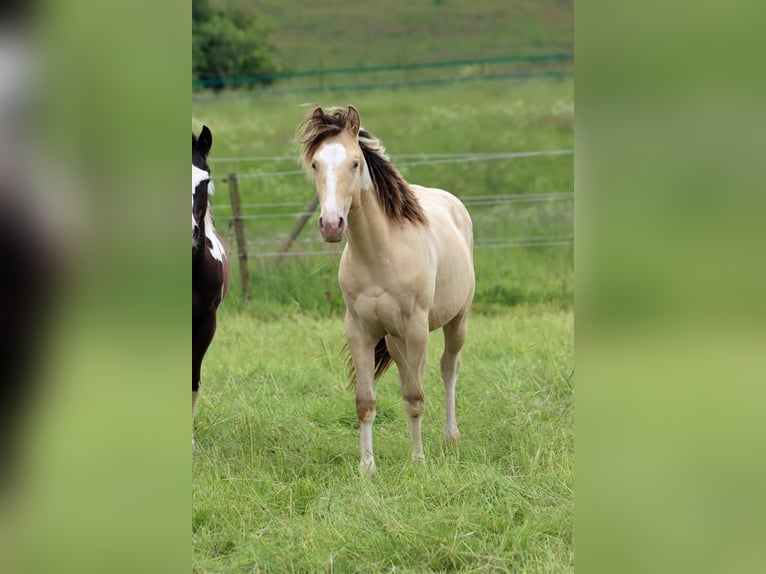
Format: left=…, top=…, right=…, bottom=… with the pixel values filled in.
left=192, top=24, right=573, bottom=570
left=193, top=305, right=573, bottom=572
left=234, top=0, right=573, bottom=72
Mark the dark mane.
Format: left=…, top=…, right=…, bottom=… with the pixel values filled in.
left=297, top=107, right=426, bottom=225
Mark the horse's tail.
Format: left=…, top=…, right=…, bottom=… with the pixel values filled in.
left=373, top=337, right=394, bottom=382
left=344, top=337, right=394, bottom=389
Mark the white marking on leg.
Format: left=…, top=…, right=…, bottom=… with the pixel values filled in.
left=442, top=353, right=461, bottom=441
left=360, top=413, right=377, bottom=476
left=407, top=414, right=425, bottom=463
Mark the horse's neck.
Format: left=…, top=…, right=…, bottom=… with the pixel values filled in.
left=346, top=185, right=390, bottom=262
left=203, top=207, right=228, bottom=263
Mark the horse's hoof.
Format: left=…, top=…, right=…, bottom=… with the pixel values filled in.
left=412, top=453, right=426, bottom=465
left=360, top=458, right=377, bottom=477
left=444, top=427, right=461, bottom=443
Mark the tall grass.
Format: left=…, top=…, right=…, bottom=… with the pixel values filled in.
left=193, top=306, right=573, bottom=573
left=192, top=77, right=573, bottom=572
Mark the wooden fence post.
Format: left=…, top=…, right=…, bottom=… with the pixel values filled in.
left=227, top=173, right=249, bottom=302
left=276, top=195, right=319, bottom=263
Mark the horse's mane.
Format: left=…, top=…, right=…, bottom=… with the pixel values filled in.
left=297, top=107, right=426, bottom=225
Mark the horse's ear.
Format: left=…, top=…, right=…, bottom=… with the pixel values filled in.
left=346, top=106, right=360, bottom=136
left=311, top=106, right=324, bottom=124
left=198, top=125, right=213, bottom=156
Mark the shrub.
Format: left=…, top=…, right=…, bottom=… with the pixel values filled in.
left=193, top=4, right=282, bottom=91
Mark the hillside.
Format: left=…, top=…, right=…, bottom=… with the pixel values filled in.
left=234, top=0, right=573, bottom=72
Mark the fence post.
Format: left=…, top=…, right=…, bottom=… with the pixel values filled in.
left=227, top=173, right=249, bottom=302
left=276, top=195, right=319, bottom=263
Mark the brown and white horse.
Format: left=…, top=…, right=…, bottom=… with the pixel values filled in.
left=192, top=126, right=230, bottom=447
left=298, top=106, right=475, bottom=476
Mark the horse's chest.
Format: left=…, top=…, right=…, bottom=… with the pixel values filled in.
left=193, top=260, right=226, bottom=315
left=346, top=290, right=417, bottom=336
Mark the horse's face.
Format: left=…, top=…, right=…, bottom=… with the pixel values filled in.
left=309, top=108, right=368, bottom=243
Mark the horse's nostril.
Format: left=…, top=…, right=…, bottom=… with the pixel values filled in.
left=319, top=216, right=324, bottom=228
left=338, top=216, right=344, bottom=229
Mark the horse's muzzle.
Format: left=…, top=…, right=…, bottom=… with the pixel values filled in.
left=319, top=215, right=346, bottom=243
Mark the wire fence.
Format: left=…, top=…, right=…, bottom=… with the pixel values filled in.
left=210, top=150, right=574, bottom=182
left=193, top=53, right=574, bottom=92
left=213, top=148, right=573, bottom=264
left=210, top=146, right=573, bottom=301
left=214, top=191, right=573, bottom=214
left=244, top=235, right=574, bottom=259
left=216, top=192, right=573, bottom=222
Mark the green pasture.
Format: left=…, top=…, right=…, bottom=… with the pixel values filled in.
left=193, top=305, right=573, bottom=573
left=192, top=78, right=573, bottom=318
left=234, top=0, right=573, bottom=72
left=192, top=77, right=573, bottom=572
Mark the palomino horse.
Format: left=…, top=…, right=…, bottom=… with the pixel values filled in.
left=192, top=125, right=230, bottom=447
left=298, top=106, right=475, bottom=476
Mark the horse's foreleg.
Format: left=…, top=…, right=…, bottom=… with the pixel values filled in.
left=397, top=316, right=430, bottom=463
left=441, top=312, right=468, bottom=443
left=192, top=311, right=216, bottom=449
left=345, top=313, right=378, bottom=477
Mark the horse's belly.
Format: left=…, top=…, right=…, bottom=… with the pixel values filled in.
left=427, top=252, right=474, bottom=329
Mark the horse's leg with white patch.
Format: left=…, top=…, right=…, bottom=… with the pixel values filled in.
left=345, top=313, right=378, bottom=476
left=441, top=312, right=468, bottom=442
left=400, top=316, right=430, bottom=463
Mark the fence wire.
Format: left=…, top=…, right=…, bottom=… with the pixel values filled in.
left=211, top=148, right=573, bottom=257
left=210, top=149, right=573, bottom=181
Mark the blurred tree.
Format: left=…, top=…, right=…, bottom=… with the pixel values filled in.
left=192, top=1, right=281, bottom=91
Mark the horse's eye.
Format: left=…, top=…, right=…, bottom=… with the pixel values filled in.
left=352, top=160, right=359, bottom=169
left=311, top=161, right=317, bottom=170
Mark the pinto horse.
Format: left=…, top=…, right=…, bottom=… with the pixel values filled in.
left=192, top=126, right=230, bottom=447
left=298, top=106, right=475, bottom=476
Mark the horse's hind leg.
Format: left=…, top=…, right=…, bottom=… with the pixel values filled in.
left=441, top=311, right=468, bottom=442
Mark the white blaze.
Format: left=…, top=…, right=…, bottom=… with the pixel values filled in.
left=316, top=142, right=347, bottom=216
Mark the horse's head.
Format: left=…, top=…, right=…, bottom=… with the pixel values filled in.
left=298, top=106, right=370, bottom=243
left=192, top=125, right=213, bottom=250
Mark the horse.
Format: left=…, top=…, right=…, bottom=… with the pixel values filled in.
left=297, top=105, right=475, bottom=476
left=192, top=125, right=230, bottom=447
